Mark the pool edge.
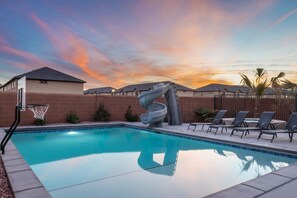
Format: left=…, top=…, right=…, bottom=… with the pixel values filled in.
left=0, top=131, right=51, bottom=197
left=2, top=122, right=297, bottom=198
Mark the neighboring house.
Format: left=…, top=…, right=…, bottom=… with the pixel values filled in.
left=194, top=84, right=250, bottom=97
left=84, top=87, right=116, bottom=95
left=0, top=67, right=86, bottom=94
left=194, top=83, right=291, bottom=97
left=115, top=81, right=194, bottom=97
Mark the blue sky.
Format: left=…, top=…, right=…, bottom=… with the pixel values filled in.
left=0, top=0, right=297, bottom=89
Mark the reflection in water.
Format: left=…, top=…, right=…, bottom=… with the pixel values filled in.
left=12, top=128, right=292, bottom=178
left=138, top=140, right=179, bottom=176
left=213, top=148, right=288, bottom=177
left=239, top=155, right=288, bottom=176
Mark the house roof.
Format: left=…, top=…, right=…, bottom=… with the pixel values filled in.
left=116, top=81, right=193, bottom=93
left=1, top=67, right=86, bottom=88
left=195, top=83, right=290, bottom=95
left=84, top=87, right=115, bottom=94
left=195, top=84, right=250, bottom=93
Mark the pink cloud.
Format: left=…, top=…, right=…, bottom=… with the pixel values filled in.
left=271, top=8, right=297, bottom=27
left=0, top=43, right=52, bottom=67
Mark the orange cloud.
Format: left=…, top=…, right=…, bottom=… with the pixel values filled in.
left=64, top=33, right=109, bottom=83
left=30, top=14, right=114, bottom=84
left=27, top=1, right=277, bottom=88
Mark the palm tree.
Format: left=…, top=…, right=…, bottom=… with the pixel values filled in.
left=240, top=68, right=285, bottom=117
left=282, top=79, right=297, bottom=93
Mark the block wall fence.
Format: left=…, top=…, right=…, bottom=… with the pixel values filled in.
left=0, top=92, right=295, bottom=127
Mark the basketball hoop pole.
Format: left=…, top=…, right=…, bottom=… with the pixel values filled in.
left=1, top=76, right=49, bottom=154
left=0, top=104, right=22, bottom=154
left=0, top=103, right=49, bottom=154
left=1, top=77, right=26, bottom=154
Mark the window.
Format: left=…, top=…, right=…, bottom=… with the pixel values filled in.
left=40, top=80, right=48, bottom=84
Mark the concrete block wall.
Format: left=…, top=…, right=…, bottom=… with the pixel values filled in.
left=0, top=93, right=294, bottom=127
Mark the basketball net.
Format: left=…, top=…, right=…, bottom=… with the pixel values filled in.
left=27, top=104, right=49, bottom=120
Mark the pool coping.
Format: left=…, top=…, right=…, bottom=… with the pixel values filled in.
left=1, top=122, right=297, bottom=198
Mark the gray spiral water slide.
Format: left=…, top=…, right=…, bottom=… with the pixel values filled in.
left=138, top=83, right=182, bottom=127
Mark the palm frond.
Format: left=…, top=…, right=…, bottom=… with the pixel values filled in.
left=241, top=68, right=286, bottom=96
left=240, top=74, right=253, bottom=88
left=271, top=72, right=285, bottom=88
left=255, top=68, right=268, bottom=84
left=255, top=68, right=266, bottom=78
left=282, top=79, right=297, bottom=89
left=276, top=72, right=285, bottom=79
left=255, top=79, right=269, bottom=96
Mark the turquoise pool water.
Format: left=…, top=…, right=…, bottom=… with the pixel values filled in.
left=12, top=127, right=297, bottom=198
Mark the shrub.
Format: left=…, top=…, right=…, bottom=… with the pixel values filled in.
left=67, top=111, right=80, bottom=124
left=125, top=106, right=138, bottom=122
left=93, top=103, right=111, bottom=122
left=195, top=108, right=216, bottom=122
left=34, top=118, right=47, bottom=126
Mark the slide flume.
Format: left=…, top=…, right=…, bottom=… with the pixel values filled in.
left=138, top=83, right=170, bottom=127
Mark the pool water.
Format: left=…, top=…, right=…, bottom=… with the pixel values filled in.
left=12, top=127, right=297, bottom=198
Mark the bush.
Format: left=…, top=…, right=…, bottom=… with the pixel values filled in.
left=34, top=118, right=47, bottom=126
left=67, top=111, right=80, bottom=124
left=125, top=106, right=138, bottom=122
left=93, top=103, right=111, bottom=122
left=195, top=108, right=216, bottom=122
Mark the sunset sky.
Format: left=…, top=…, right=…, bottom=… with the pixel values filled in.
left=0, top=0, right=297, bottom=89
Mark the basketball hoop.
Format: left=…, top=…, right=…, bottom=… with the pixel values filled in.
left=27, top=104, right=50, bottom=120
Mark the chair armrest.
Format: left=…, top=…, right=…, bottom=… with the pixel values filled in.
left=233, top=121, right=242, bottom=127
left=273, top=123, right=282, bottom=129
left=292, top=125, right=297, bottom=131
left=204, top=118, right=214, bottom=122
left=211, top=118, right=222, bottom=124
left=243, top=122, right=249, bottom=127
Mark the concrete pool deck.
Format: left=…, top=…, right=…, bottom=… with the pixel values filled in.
left=1, top=121, right=297, bottom=198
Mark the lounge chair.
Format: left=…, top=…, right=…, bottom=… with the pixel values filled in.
left=207, top=111, right=249, bottom=134
left=187, top=110, right=227, bottom=131
left=258, top=112, right=297, bottom=142
left=231, top=111, right=275, bottom=138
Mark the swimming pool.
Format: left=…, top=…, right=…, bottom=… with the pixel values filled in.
left=11, top=127, right=297, bottom=198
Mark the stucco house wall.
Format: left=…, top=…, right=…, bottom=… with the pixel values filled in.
left=27, top=80, right=84, bottom=94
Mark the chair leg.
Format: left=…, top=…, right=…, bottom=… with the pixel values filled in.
left=289, top=133, right=293, bottom=142
left=187, top=125, right=190, bottom=130
left=241, top=131, right=245, bottom=139
left=202, top=124, right=204, bottom=130
left=257, top=132, right=262, bottom=140
left=215, top=128, right=219, bottom=135
left=230, top=129, right=234, bottom=137
left=271, top=134, right=276, bottom=143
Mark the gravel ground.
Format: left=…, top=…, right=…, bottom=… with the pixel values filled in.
left=0, top=156, right=14, bottom=198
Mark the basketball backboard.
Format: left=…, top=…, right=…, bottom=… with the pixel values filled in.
left=17, top=76, right=26, bottom=111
